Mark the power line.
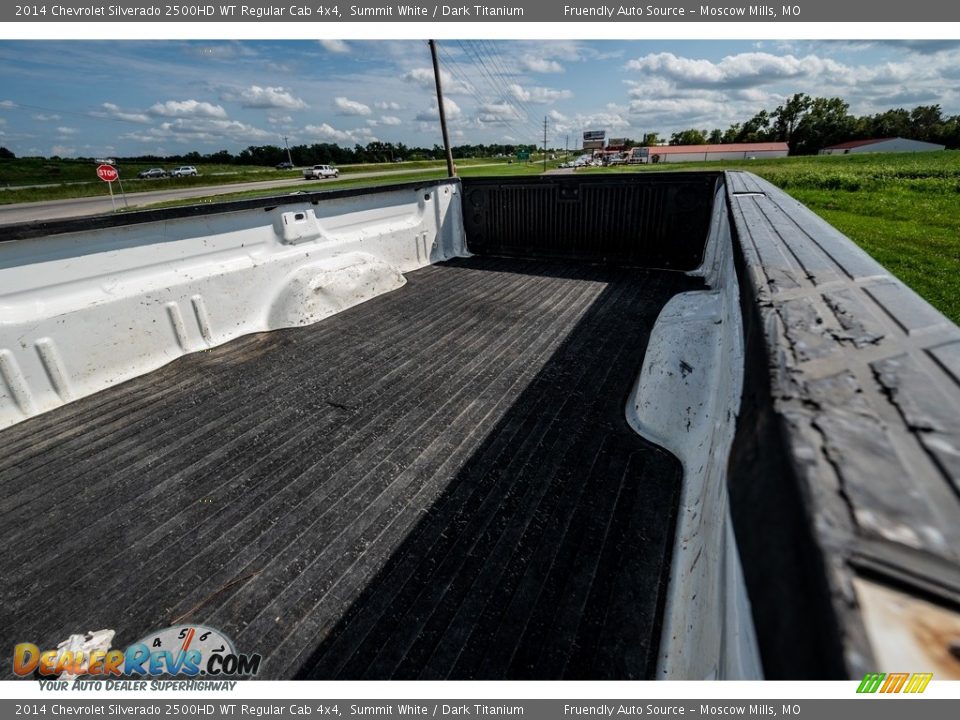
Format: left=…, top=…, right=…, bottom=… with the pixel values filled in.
left=455, top=40, right=542, bottom=141
left=477, top=39, right=539, bottom=123
left=469, top=40, right=558, bottom=150
left=435, top=40, right=533, bottom=149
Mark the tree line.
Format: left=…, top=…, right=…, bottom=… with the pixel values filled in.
left=0, top=142, right=538, bottom=165
left=655, top=95, right=960, bottom=154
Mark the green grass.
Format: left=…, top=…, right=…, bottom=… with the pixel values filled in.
left=143, top=161, right=548, bottom=209
left=787, top=186, right=960, bottom=324
left=0, top=157, right=513, bottom=204
left=757, top=154, right=960, bottom=325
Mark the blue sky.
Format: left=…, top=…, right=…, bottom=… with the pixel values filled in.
left=0, top=39, right=958, bottom=157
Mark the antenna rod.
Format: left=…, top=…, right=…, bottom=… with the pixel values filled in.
left=543, top=116, right=548, bottom=172
left=429, top=40, right=456, bottom=178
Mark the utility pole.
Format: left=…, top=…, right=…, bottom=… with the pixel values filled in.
left=565, top=134, right=569, bottom=159
left=543, top=116, right=548, bottom=172
left=283, top=136, right=293, bottom=167
left=429, top=39, right=456, bottom=178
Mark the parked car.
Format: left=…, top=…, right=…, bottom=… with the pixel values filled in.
left=137, top=168, right=168, bottom=179
left=275, top=161, right=295, bottom=170
left=302, top=164, right=339, bottom=180
left=170, top=166, right=198, bottom=177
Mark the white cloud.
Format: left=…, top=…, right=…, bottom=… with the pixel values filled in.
left=237, top=85, right=308, bottom=110
left=380, top=115, right=402, bottom=126
left=415, top=97, right=462, bottom=121
left=625, top=51, right=863, bottom=91
left=519, top=55, right=563, bottom=73
left=334, top=96, right=372, bottom=116
left=548, top=109, right=568, bottom=122
left=149, top=100, right=227, bottom=119
left=56, top=126, right=77, bottom=135
left=303, top=123, right=354, bottom=142
left=627, top=97, right=728, bottom=122
left=50, top=144, right=76, bottom=156
left=267, top=114, right=294, bottom=125
left=376, top=101, right=401, bottom=110
left=100, top=102, right=150, bottom=124
left=303, top=122, right=367, bottom=143
left=319, top=39, right=350, bottom=54
left=477, top=102, right=524, bottom=124
left=508, top=84, right=573, bottom=104
left=404, top=67, right=472, bottom=94
left=33, top=113, right=61, bottom=122
left=576, top=110, right=631, bottom=131
left=0, top=100, right=16, bottom=109
left=124, top=117, right=272, bottom=145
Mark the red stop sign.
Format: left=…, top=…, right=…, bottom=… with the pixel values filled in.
left=96, top=164, right=118, bottom=182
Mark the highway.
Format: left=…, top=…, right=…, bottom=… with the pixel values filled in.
left=0, top=165, right=475, bottom=226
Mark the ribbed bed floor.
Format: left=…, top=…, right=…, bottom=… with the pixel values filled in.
left=0, top=256, right=697, bottom=680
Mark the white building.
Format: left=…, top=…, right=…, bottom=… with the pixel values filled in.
left=819, top=137, right=946, bottom=155
left=630, top=142, right=789, bottom=164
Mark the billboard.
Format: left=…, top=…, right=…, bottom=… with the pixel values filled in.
left=583, top=130, right=605, bottom=141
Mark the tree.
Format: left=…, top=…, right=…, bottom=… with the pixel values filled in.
left=772, top=93, right=812, bottom=141
left=910, top=105, right=944, bottom=142
left=868, top=108, right=911, bottom=139
left=791, top=97, right=855, bottom=154
left=736, top=110, right=773, bottom=142
left=640, top=132, right=661, bottom=146
left=708, top=128, right=723, bottom=144
left=721, top=124, right=741, bottom=144
left=207, top=150, right=233, bottom=164
left=669, top=129, right=708, bottom=146
left=0, top=146, right=14, bottom=159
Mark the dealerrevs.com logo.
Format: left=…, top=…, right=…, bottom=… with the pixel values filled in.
left=856, top=672, right=933, bottom=694
left=14, top=625, right=261, bottom=680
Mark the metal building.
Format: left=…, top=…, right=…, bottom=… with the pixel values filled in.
left=819, top=137, right=946, bottom=155
left=631, top=142, right=789, bottom=164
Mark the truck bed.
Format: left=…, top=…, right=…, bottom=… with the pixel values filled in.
left=0, top=255, right=698, bottom=679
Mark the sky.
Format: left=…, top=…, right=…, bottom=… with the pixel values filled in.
left=0, top=39, right=959, bottom=158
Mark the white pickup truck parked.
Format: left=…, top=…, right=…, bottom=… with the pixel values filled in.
left=302, top=164, right=339, bottom=179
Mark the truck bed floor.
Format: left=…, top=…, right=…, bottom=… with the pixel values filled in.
left=0, top=256, right=698, bottom=679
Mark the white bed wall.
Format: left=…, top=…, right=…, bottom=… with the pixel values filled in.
left=0, top=180, right=466, bottom=429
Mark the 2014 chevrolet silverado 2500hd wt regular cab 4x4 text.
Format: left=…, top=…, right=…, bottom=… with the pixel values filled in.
left=1, top=173, right=958, bottom=681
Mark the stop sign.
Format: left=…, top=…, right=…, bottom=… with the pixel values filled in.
left=96, top=164, right=118, bottom=182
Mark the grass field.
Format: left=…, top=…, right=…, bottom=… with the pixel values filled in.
left=144, top=160, right=549, bottom=207
left=0, top=157, right=504, bottom=204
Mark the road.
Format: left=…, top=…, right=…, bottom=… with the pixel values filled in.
left=0, top=165, right=485, bottom=226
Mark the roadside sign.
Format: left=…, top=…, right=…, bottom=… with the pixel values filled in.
left=96, top=164, right=126, bottom=212
left=96, top=164, right=118, bottom=183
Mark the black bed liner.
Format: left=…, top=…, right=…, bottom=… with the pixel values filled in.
left=0, top=256, right=698, bottom=679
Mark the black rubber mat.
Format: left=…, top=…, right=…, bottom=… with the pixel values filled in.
left=0, top=256, right=697, bottom=679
